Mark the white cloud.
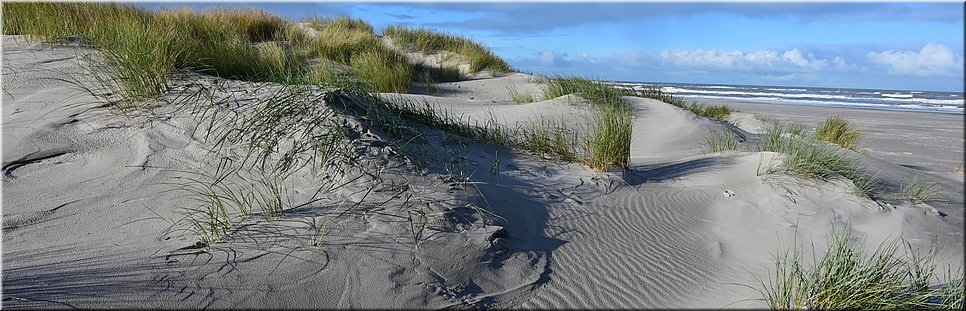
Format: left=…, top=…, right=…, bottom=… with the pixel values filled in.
left=576, top=52, right=599, bottom=64
left=657, top=48, right=830, bottom=73
left=866, top=43, right=963, bottom=77
left=537, top=50, right=569, bottom=66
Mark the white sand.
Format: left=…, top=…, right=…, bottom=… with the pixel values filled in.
left=3, top=35, right=962, bottom=308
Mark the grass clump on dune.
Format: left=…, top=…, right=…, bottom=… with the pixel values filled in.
left=424, top=64, right=465, bottom=82
left=4, top=3, right=181, bottom=106
left=586, top=104, right=632, bottom=170
left=762, top=121, right=882, bottom=199
left=780, top=139, right=860, bottom=180
left=384, top=25, right=513, bottom=73
left=507, top=83, right=536, bottom=104
left=633, top=86, right=735, bottom=122
left=759, top=227, right=963, bottom=310
left=542, top=75, right=633, bottom=170
left=764, top=122, right=862, bottom=180
left=543, top=74, right=635, bottom=104
left=814, top=116, right=862, bottom=150
left=86, top=11, right=185, bottom=106
left=303, top=16, right=412, bottom=92
left=686, top=102, right=734, bottom=121
left=350, top=50, right=412, bottom=93
left=899, top=176, right=938, bottom=204
left=704, top=130, right=738, bottom=153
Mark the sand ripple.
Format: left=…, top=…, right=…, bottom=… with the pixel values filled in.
left=525, top=181, right=723, bottom=308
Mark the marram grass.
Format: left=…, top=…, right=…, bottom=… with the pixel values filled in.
left=704, top=129, right=738, bottom=153
left=759, top=227, right=963, bottom=310
left=542, top=74, right=634, bottom=170
left=814, top=115, right=862, bottom=150
left=3, top=4, right=517, bottom=94
left=384, top=25, right=513, bottom=73
left=899, top=176, right=938, bottom=203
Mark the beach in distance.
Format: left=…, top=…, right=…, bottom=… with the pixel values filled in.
left=3, top=2, right=964, bottom=309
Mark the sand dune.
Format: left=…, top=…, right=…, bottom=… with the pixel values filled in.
left=3, top=35, right=962, bottom=309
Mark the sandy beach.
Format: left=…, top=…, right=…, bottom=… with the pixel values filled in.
left=2, top=4, right=963, bottom=309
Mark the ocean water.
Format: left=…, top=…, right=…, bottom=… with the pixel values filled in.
left=606, top=81, right=965, bottom=114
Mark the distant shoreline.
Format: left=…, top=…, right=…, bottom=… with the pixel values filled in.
left=697, top=97, right=965, bottom=115
left=607, top=80, right=963, bottom=94
left=608, top=80, right=964, bottom=114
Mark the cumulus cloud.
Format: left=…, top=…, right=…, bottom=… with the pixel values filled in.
left=657, top=48, right=830, bottom=73
left=866, top=44, right=964, bottom=77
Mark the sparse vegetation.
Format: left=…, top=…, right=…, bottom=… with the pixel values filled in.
left=786, top=122, right=807, bottom=137
left=759, top=227, right=963, bottom=310
left=705, top=129, right=738, bottom=153
left=779, top=139, right=861, bottom=180
left=630, top=86, right=736, bottom=122
left=761, top=121, right=878, bottom=200
left=385, top=25, right=513, bottom=73
left=519, top=118, right=581, bottom=160
left=900, top=176, right=938, bottom=204
left=849, top=170, right=881, bottom=199
left=814, top=116, right=862, bottom=150
left=507, top=83, right=536, bottom=104
left=686, top=102, right=734, bottom=121
left=542, top=74, right=633, bottom=170
left=543, top=74, right=636, bottom=104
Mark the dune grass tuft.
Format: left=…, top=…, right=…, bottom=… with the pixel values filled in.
left=301, top=16, right=413, bottom=92
left=350, top=50, right=412, bottom=93
left=899, top=177, right=938, bottom=204
left=586, top=104, right=633, bottom=170
left=384, top=25, right=512, bottom=73
left=687, top=103, right=734, bottom=121
left=542, top=74, right=633, bottom=170
left=759, top=227, right=963, bottom=310
left=91, top=14, right=186, bottom=107
left=412, top=63, right=463, bottom=84
left=632, top=86, right=736, bottom=122
left=849, top=170, right=881, bottom=199
left=543, top=74, right=635, bottom=104
left=519, top=118, right=580, bottom=161
left=763, top=121, right=864, bottom=181
left=704, top=130, right=738, bottom=153
left=814, top=116, right=862, bottom=150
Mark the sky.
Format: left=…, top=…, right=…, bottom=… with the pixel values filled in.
left=138, top=1, right=965, bottom=92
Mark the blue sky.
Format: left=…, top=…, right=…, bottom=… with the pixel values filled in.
left=138, top=2, right=964, bottom=92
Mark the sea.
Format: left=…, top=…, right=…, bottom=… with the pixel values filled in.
left=605, top=81, right=965, bottom=114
